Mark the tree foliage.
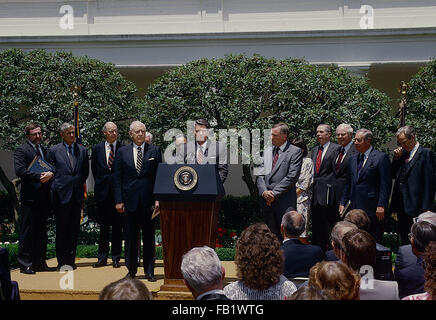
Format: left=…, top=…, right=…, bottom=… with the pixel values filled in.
left=142, top=54, right=396, bottom=198
left=405, top=58, right=436, bottom=153
left=0, top=48, right=142, bottom=151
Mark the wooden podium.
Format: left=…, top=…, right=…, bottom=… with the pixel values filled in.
left=153, top=164, right=225, bottom=292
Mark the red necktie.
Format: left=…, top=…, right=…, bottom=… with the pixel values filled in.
left=272, top=147, right=279, bottom=169
left=108, top=143, right=115, bottom=169
left=315, top=146, right=323, bottom=174
left=335, top=147, right=345, bottom=173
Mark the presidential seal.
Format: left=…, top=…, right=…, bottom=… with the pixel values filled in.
left=174, top=166, right=198, bottom=191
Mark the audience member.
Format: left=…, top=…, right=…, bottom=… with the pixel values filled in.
left=324, top=221, right=357, bottom=261
left=308, top=261, right=360, bottom=300
left=224, top=223, right=297, bottom=300
left=280, top=211, right=323, bottom=279
left=344, top=209, right=370, bottom=231
left=395, top=219, right=436, bottom=298
left=287, top=284, right=331, bottom=300
left=403, top=241, right=436, bottom=300
left=341, top=229, right=399, bottom=300
left=99, top=276, right=152, bottom=300
left=181, top=246, right=229, bottom=300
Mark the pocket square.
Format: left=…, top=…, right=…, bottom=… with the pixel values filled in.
left=148, top=158, right=155, bottom=161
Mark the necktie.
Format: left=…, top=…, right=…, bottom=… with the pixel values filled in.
left=35, top=145, right=42, bottom=158
left=197, top=146, right=205, bottom=164
left=108, top=143, right=115, bottom=169
left=404, top=151, right=410, bottom=163
left=315, top=145, right=323, bottom=174
left=272, top=147, right=279, bottom=169
left=335, top=147, right=345, bottom=173
left=136, top=146, right=143, bottom=174
left=357, top=153, right=364, bottom=173
left=68, top=145, right=75, bottom=168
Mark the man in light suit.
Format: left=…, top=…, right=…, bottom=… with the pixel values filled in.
left=256, top=123, right=303, bottom=242
left=390, top=126, right=435, bottom=245
left=310, top=124, right=341, bottom=251
left=91, top=122, right=124, bottom=268
left=14, top=122, right=55, bottom=274
left=49, top=123, right=89, bottom=270
left=179, top=119, right=228, bottom=183
left=113, top=121, right=162, bottom=280
left=332, top=124, right=357, bottom=215
left=339, top=128, right=392, bottom=243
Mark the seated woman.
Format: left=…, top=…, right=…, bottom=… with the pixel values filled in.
left=224, top=223, right=297, bottom=300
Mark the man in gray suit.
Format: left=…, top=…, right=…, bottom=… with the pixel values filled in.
left=256, top=123, right=303, bottom=242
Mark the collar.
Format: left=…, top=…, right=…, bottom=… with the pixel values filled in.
left=320, top=141, right=330, bottom=150
left=27, top=140, right=39, bottom=149
left=364, top=146, right=373, bottom=159
left=196, top=289, right=226, bottom=300
left=283, top=237, right=301, bottom=244
left=63, top=142, right=74, bottom=149
left=409, top=142, right=420, bottom=160
left=105, top=140, right=117, bottom=149
left=343, top=140, right=353, bottom=153
left=196, top=140, right=208, bottom=150
left=133, top=142, right=145, bottom=150
left=276, top=141, right=288, bottom=152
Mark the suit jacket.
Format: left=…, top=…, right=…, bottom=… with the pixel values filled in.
left=49, top=142, right=89, bottom=207
left=281, top=238, right=324, bottom=278
left=179, top=139, right=228, bottom=183
left=340, top=148, right=392, bottom=216
left=113, top=143, right=162, bottom=213
left=91, top=141, right=124, bottom=204
left=14, top=141, right=52, bottom=202
left=256, top=141, right=303, bottom=212
left=310, top=142, right=341, bottom=207
left=390, top=145, right=435, bottom=217
left=394, top=253, right=425, bottom=299
left=332, top=144, right=358, bottom=207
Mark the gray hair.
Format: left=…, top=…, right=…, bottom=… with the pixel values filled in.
left=330, top=221, right=358, bottom=250
left=272, top=123, right=290, bottom=137
left=410, top=221, right=436, bottom=253
left=281, top=211, right=306, bottom=237
left=317, top=124, right=332, bottom=134
left=336, top=123, right=354, bottom=134
left=103, top=121, right=117, bottom=132
left=417, top=211, right=436, bottom=227
left=129, top=120, right=145, bottom=132
left=145, top=132, right=153, bottom=140
left=396, top=126, right=416, bottom=139
left=60, top=122, right=74, bottom=134
left=181, top=246, right=223, bottom=293
left=356, top=128, right=373, bottom=142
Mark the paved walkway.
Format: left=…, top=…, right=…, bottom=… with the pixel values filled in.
left=11, top=258, right=238, bottom=300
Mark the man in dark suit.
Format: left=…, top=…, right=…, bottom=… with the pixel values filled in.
left=179, top=119, right=228, bottom=183
left=332, top=123, right=357, bottom=215
left=13, top=122, right=55, bottom=274
left=113, top=120, right=162, bottom=280
left=181, top=246, right=229, bottom=300
left=256, top=123, right=303, bottom=242
left=390, top=126, right=435, bottom=245
left=280, top=211, right=323, bottom=279
left=49, top=123, right=89, bottom=270
left=339, top=128, right=392, bottom=243
left=91, top=122, right=124, bottom=268
left=310, top=124, right=341, bottom=251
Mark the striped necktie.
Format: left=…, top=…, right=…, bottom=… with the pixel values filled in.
left=108, top=143, right=115, bottom=169
left=136, top=146, right=143, bottom=174
left=197, top=145, right=205, bottom=164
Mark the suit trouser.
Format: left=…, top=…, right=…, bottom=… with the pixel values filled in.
left=54, top=201, right=82, bottom=267
left=311, top=204, right=340, bottom=252
left=17, top=199, right=50, bottom=268
left=125, top=205, right=155, bottom=276
left=96, top=201, right=125, bottom=262
left=369, top=215, right=384, bottom=244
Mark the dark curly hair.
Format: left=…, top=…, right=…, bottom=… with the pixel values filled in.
left=424, top=241, right=436, bottom=299
left=235, top=223, right=283, bottom=291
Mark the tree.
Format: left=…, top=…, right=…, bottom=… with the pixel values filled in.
left=142, top=54, right=396, bottom=204
left=405, top=58, right=436, bottom=152
left=0, top=49, right=143, bottom=224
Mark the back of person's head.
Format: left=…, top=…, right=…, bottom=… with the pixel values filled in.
left=330, top=221, right=358, bottom=252
left=410, top=221, right=436, bottom=254
left=99, top=277, right=152, bottom=300
left=423, top=241, right=436, bottom=299
left=291, top=137, right=308, bottom=157
left=281, top=211, right=306, bottom=237
left=181, top=246, right=223, bottom=295
left=417, top=211, right=436, bottom=227
left=342, top=229, right=376, bottom=271
left=287, top=284, right=331, bottom=300
left=309, top=261, right=360, bottom=300
left=344, top=209, right=370, bottom=232
left=235, top=223, right=283, bottom=291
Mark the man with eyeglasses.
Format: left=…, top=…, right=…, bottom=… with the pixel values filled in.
left=14, top=122, right=55, bottom=274
left=390, top=126, right=435, bottom=246
left=91, top=122, right=124, bottom=269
